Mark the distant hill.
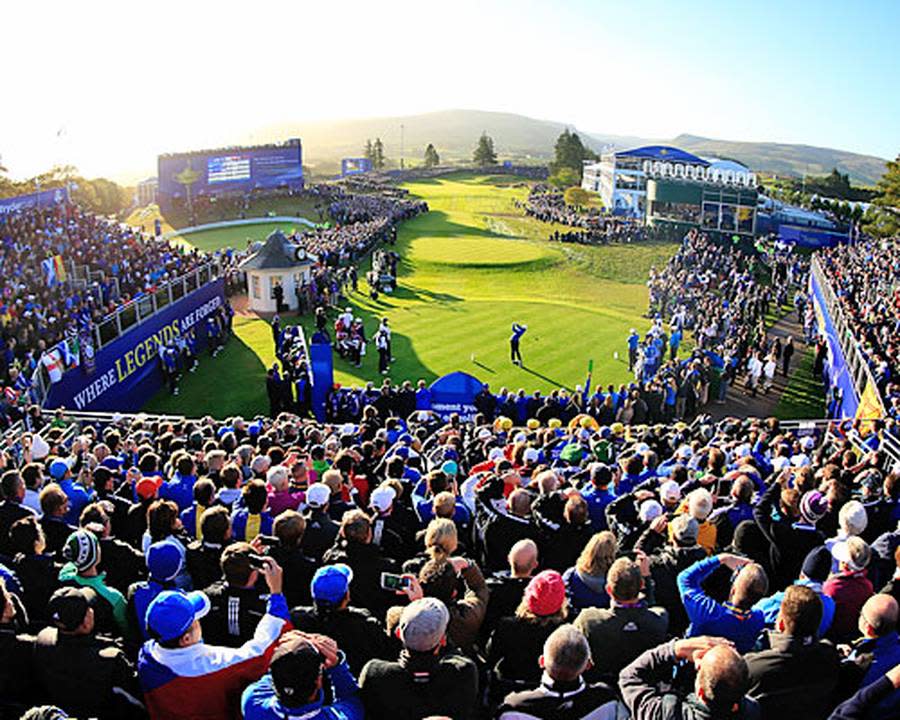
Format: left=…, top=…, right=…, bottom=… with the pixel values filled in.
left=248, top=109, right=886, bottom=184
left=665, top=134, right=886, bottom=186
left=253, top=109, right=626, bottom=168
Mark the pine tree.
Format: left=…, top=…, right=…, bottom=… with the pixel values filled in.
left=865, top=153, right=900, bottom=236
left=473, top=132, right=497, bottom=166
left=364, top=139, right=374, bottom=166
left=424, top=144, right=440, bottom=168
left=373, top=138, right=385, bottom=170
left=551, top=129, right=596, bottom=180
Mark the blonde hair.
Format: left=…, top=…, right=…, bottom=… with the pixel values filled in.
left=322, top=469, right=343, bottom=493
left=424, top=518, right=458, bottom=560
left=432, top=491, right=456, bottom=518
left=576, top=531, right=618, bottom=577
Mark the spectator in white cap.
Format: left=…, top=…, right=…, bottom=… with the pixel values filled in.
left=659, top=480, right=682, bottom=513
left=359, top=597, right=478, bottom=718
left=824, top=536, right=874, bottom=643
left=300, top=484, right=339, bottom=563
left=369, top=483, right=408, bottom=558
left=679, top=488, right=716, bottom=555
left=825, top=500, right=868, bottom=571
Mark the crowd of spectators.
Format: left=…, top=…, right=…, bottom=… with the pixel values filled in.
left=0, top=203, right=212, bottom=387
left=818, top=238, right=900, bottom=418
left=0, top=404, right=898, bottom=718
left=549, top=221, right=685, bottom=245
left=644, top=229, right=810, bottom=403
left=522, top=185, right=605, bottom=228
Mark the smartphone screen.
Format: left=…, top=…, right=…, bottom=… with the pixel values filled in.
left=380, top=572, right=410, bottom=591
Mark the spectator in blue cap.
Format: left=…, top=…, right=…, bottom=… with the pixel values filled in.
left=127, top=540, right=185, bottom=639
left=291, top=563, right=389, bottom=675
left=138, top=558, right=290, bottom=719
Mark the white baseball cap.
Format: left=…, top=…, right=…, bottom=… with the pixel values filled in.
left=659, top=480, right=682, bottom=503
left=370, top=485, right=396, bottom=512
left=305, top=483, right=331, bottom=508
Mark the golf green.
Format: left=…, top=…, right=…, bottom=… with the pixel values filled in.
left=143, top=174, right=679, bottom=417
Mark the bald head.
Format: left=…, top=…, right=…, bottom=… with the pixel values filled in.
left=731, top=563, right=768, bottom=609
left=861, top=593, right=899, bottom=638
left=509, top=539, right=539, bottom=578
left=508, top=488, right=532, bottom=517
left=696, top=645, right=749, bottom=713
left=536, top=470, right=559, bottom=495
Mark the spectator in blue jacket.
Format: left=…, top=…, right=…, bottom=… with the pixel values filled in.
left=159, top=454, right=197, bottom=512
left=50, top=459, right=95, bottom=526
left=128, top=540, right=184, bottom=639
left=844, top=593, right=900, bottom=718
left=180, top=478, right=216, bottom=540
left=241, top=630, right=363, bottom=720
left=581, top=463, right=616, bottom=531
left=678, top=553, right=768, bottom=653
left=754, top=545, right=835, bottom=638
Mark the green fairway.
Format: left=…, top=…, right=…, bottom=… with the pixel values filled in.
left=171, top=221, right=309, bottom=253
left=144, top=174, right=679, bottom=417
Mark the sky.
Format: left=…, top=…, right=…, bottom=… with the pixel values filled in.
left=2, top=0, right=898, bottom=183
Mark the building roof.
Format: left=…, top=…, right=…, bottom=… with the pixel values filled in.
left=238, top=229, right=314, bottom=271
left=616, top=145, right=709, bottom=166
left=703, top=157, right=750, bottom=173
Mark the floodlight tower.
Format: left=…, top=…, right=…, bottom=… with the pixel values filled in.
left=400, top=124, right=405, bottom=170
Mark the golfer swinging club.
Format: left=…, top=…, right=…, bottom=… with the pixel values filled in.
left=510, top=322, right=527, bottom=366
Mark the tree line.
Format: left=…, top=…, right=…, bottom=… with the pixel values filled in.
left=0, top=163, right=131, bottom=216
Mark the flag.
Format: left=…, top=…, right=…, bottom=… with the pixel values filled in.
left=41, top=257, right=57, bottom=287
left=856, top=378, right=884, bottom=435
left=40, top=255, right=66, bottom=287
left=42, top=349, right=64, bottom=383
left=57, top=337, right=79, bottom=369
left=53, top=255, right=67, bottom=283
left=582, top=359, right=593, bottom=405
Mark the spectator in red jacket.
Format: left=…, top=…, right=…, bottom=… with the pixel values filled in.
left=824, top=536, right=874, bottom=644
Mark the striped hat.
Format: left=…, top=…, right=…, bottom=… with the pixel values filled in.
left=63, top=530, right=100, bottom=573
left=799, top=490, right=828, bottom=525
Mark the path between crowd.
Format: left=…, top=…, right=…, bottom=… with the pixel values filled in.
left=709, top=311, right=806, bottom=420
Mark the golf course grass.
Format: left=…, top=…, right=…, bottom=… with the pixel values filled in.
left=144, top=173, right=680, bottom=417
left=170, top=221, right=310, bottom=254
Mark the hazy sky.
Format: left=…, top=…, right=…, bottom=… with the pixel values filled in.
left=3, top=0, right=898, bottom=182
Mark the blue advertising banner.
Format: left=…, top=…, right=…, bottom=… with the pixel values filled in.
left=44, top=279, right=226, bottom=412
left=429, top=371, right=483, bottom=422
left=158, top=140, right=303, bottom=204
left=809, top=272, right=858, bottom=418
left=0, top=187, right=68, bottom=215
left=778, top=225, right=848, bottom=249
left=309, top=341, right=334, bottom=422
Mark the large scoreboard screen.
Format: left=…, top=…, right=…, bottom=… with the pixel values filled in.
left=157, top=139, right=303, bottom=204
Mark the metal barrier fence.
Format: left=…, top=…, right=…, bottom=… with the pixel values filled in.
left=780, top=417, right=900, bottom=468
left=26, top=259, right=222, bottom=408
left=810, top=255, right=886, bottom=414
left=93, top=260, right=221, bottom=351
